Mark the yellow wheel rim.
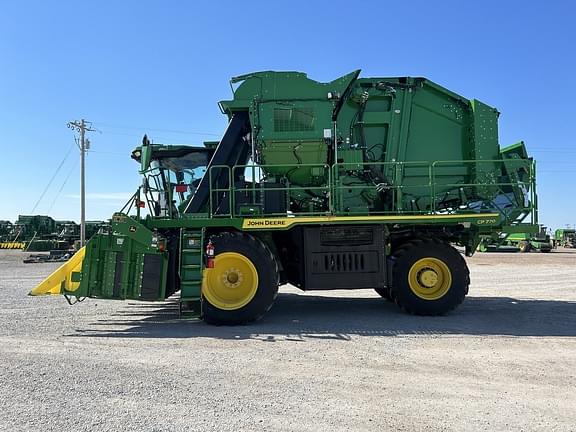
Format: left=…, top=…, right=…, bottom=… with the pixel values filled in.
left=203, top=252, right=258, bottom=310
left=408, top=257, right=452, bottom=300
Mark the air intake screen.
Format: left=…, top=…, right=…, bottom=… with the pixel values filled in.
left=274, top=108, right=315, bottom=132
left=323, top=253, right=366, bottom=272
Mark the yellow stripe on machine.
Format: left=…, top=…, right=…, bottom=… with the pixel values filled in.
left=28, top=247, right=86, bottom=296
left=241, top=213, right=500, bottom=230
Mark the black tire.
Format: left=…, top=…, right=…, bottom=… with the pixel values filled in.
left=390, top=239, right=469, bottom=315
left=202, top=232, right=279, bottom=325
left=374, top=287, right=393, bottom=301
left=519, top=241, right=530, bottom=253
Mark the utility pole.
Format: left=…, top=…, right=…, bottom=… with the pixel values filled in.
left=67, top=119, right=95, bottom=247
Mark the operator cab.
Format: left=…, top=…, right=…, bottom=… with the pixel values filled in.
left=131, top=138, right=215, bottom=218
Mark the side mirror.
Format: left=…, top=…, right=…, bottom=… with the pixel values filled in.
left=140, top=134, right=152, bottom=173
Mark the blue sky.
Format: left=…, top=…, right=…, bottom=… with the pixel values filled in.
left=1, top=1, right=575, bottom=229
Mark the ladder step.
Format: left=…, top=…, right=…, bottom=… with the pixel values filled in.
left=180, top=298, right=202, bottom=319
left=180, top=229, right=204, bottom=319
left=183, top=235, right=202, bottom=239
left=182, top=264, right=201, bottom=269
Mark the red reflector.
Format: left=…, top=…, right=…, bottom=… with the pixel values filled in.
left=175, top=184, right=188, bottom=193
left=206, top=240, right=215, bottom=256
left=207, top=257, right=215, bottom=268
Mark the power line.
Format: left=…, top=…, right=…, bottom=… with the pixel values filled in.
left=538, top=170, right=576, bottom=173
left=98, top=130, right=205, bottom=144
left=95, top=121, right=221, bottom=136
left=47, top=160, right=78, bottom=213
left=530, top=149, right=576, bottom=153
left=87, top=150, right=126, bottom=156
left=535, top=161, right=576, bottom=164
left=98, top=130, right=165, bottom=139
left=30, top=143, right=75, bottom=213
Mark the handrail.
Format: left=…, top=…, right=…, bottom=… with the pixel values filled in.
left=204, top=159, right=535, bottom=223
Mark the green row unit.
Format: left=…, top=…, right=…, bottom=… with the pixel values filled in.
left=67, top=215, right=168, bottom=301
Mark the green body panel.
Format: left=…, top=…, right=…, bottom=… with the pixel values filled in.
left=507, top=233, right=531, bottom=242
left=146, top=212, right=499, bottom=231
left=259, top=139, right=327, bottom=185
left=501, top=224, right=539, bottom=235
left=221, top=70, right=359, bottom=186
left=68, top=213, right=168, bottom=300
left=217, top=71, right=534, bottom=226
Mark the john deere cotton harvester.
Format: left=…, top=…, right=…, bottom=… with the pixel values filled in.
left=31, top=70, right=538, bottom=324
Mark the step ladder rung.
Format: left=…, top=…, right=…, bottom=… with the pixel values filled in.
left=182, top=264, right=201, bottom=269
left=180, top=229, right=204, bottom=319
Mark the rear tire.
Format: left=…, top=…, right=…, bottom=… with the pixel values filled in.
left=202, top=232, right=279, bottom=325
left=390, top=239, right=469, bottom=315
left=519, top=241, right=531, bottom=253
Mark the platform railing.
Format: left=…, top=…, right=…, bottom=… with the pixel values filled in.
left=207, top=159, right=536, bottom=224
left=208, top=163, right=331, bottom=217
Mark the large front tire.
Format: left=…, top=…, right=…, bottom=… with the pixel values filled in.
left=202, top=232, right=279, bottom=325
left=391, top=239, right=469, bottom=315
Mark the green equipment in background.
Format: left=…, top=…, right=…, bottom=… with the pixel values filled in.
left=0, top=215, right=106, bottom=251
left=478, top=225, right=552, bottom=253
left=554, top=229, right=576, bottom=248
left=505, top=226, right=552, bottom=253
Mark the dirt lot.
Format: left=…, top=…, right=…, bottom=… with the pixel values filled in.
left=0, top=249, right=575, bottom=431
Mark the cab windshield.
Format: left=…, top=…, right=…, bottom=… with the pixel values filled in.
left=143, top=148, right=212, bottom=218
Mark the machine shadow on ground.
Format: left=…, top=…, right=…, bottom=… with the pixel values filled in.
left=69, top=291, right=576, bottom=341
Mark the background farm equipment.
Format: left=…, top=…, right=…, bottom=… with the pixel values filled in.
left=478, top=225, right=552, bottom=252
left=554, top=229, right=576, bottom=248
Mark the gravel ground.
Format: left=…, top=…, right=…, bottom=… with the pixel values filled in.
left=0, top=248, right=575, bottom=431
